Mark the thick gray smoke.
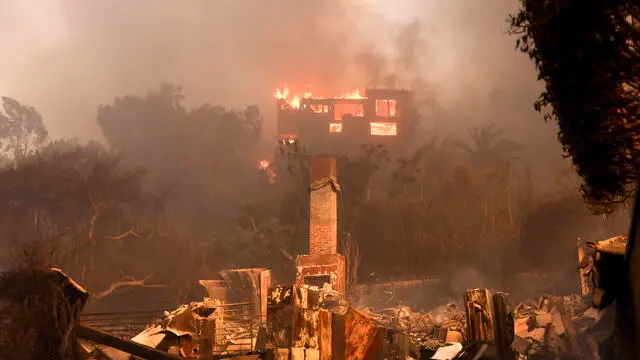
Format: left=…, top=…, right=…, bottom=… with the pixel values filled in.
left=0, top=0, right=564, bottom=181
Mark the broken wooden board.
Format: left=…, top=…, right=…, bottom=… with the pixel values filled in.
left=492, top=292, right=515, bottom=360
left=76, top=323, right=180, bottom=360
left=464, top=288, right=494, bottom=344
left=464, top=288, right=515, bottom=360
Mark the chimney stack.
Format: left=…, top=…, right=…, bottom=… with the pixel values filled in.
left=309, top=156, right=339, bottom=255
left=295, top=156, right=345, bottom=294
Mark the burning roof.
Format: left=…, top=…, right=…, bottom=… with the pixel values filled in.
left=273, top=86, right=365, bottom=109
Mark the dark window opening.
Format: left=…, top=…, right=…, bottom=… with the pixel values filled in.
left=304, top=275, right=331, bottom=288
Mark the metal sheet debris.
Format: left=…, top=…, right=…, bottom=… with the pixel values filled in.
left=431, top=342, right=462, bottom=360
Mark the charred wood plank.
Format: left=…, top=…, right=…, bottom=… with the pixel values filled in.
left=464, top=289, right=515, bottom=360
left=75, top=323, right=180, bottom=360
left=577, top=245, right=592, bottom=296
left=198, top=317, right=215, bottom=360
left=464, top=289, right=494, bottom=344
left=492, top=292, right=515, bottom=360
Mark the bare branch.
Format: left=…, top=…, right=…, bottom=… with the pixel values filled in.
left=108, top=230, right=143, bottom=240
left=278, top=247, right=295, bottom=262
left=92, top=273, right=165, bottom=299
left=87, top=197, right=105, bottom=246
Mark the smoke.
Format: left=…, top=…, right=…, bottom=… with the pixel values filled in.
left=0, top=0, right=565, bottom=181
left=0, top=0, right=374, bottom=138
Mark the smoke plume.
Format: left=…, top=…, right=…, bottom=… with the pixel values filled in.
left=0, top=0, right=564, bottom=181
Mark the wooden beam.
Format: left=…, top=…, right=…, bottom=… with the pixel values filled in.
left=492, top=292, right=515, bottom=360
left=76, top=323, right=180, bottom=360
left=464, top=289, right=515, bottom=360
left=464, top=289, right=494, bottom=344
left=198, top=318, right=215, bottom=360
left=577, top=245, right=591, bottom=296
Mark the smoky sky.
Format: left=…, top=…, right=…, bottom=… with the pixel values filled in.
left=0, top=0, right=566, bottom=183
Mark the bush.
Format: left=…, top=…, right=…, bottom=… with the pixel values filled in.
left=0, top=266, right=87, bottom=360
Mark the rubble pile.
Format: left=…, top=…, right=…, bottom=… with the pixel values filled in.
left=360, top=303, right=466, bottom=350
left=512, top=294, right=609, bottom=359
left=116, top=298, right=260, bottom=357
left=352, top=288, right=616, bottom=360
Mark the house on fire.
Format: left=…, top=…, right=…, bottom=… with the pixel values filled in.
left=276, top=88, right=419, bottom=154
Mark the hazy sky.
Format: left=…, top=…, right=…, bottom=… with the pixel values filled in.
left=0, top=0, right=564, bottom=177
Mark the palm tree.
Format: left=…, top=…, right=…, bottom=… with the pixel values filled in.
left=457, top=124, right=522, bottom=169
left=457, top=124, right=524, bottom=235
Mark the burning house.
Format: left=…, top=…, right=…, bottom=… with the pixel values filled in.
left=275, top=87, right=418, bottom=154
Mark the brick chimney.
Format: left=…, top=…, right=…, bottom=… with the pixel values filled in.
left=309, top=156, right=339, bottom=255
left=295, top=156, right=345, bottom=294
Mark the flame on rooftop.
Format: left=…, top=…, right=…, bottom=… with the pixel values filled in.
left=274, top=86, right=365, bottom=109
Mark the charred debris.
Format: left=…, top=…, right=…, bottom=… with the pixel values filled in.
left=0, top=264, right=618, bottom=360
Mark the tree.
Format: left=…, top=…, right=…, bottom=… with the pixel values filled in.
left=96, top=84, right=265, bottom=230
left=0, top=141, right=208, bottom=301
left=0, top=97, right=49, bottom=164
left=456, top=124, right=522, bottom=169
left=454, top=126, right=524, bottom=241
left=0, top=141, right=141, bottom=282
left=510, top=4, right=639, bottom=357
left=509, top=1, right=640, bottom=213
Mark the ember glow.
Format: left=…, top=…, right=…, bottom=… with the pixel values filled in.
left=279, top=136, right=298, bottom=145
left=370, top=122, right=398, bottom=136
left=258, top=159, right=270, bottom=170
left=329, top=123, right=343, bottom=133
left=274, top=85, right=365, bottom=109
left=257, top=159, right=276, bottom=183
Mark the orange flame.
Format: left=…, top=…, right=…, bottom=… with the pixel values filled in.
left=274, top=86, right=365, bottom=108
left=336, top=89, right=365, bottom=100
left=370, top=122, right=398, bottom=136
left=273, top=87, right=289, bottom=100
left=274, top=86, right=313, bottom=108
left=257, top=159, right=276, bottom=183
left=258, top=159, right=270, bottom=170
